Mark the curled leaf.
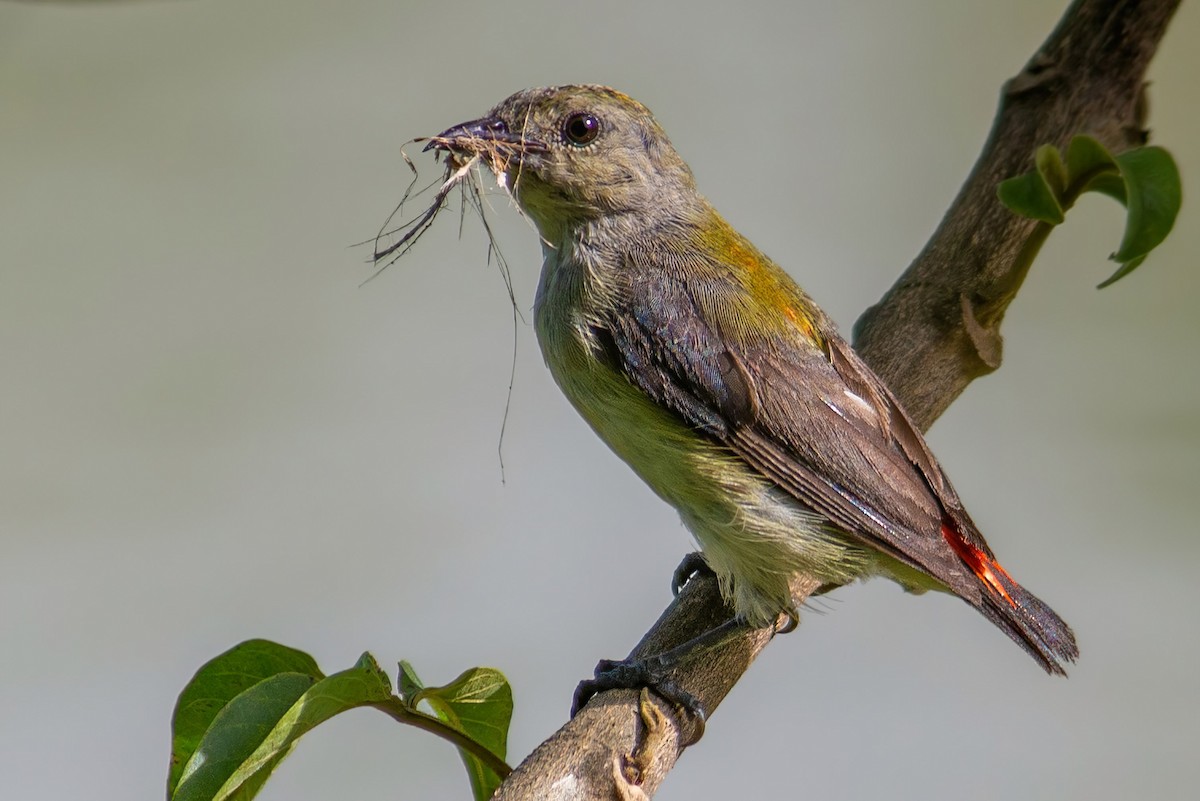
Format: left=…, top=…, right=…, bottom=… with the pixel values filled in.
left=998, top=136, right=1181, bottom=288
left=997, top=165, right=1065, bottom=224
left=403, top=663, right=513, bottom=801
left=1065, top=135, right=1118, bottom=192
left=1105, top=145, right=1181, bottom=283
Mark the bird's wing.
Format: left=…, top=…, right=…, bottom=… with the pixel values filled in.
left=603, top=263, right=978, bottom=596
left=601, top=253, right=1079, bottom=673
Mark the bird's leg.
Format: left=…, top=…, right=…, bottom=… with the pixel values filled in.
left=573, top=555, right=808, bottom=744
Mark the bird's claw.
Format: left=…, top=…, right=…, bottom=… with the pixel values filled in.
left=571, top=657, right=708, bottom=746
left=671, top=552, right=715, bottom=596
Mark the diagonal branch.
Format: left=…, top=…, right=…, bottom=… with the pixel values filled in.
left=494, top=1, right=1180, bottom=798
left=853, top=0, right=1178, bottom=429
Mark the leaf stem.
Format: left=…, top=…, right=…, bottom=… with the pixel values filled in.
left=370, top=698, right=513, bottom=780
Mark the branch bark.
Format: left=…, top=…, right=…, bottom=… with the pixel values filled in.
left=494, top=1, right=1180, bottom=798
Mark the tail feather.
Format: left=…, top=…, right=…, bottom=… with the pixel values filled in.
left=976, top=576, right=1079, bottom=675
left=941, top=522, right=1078, bottom=674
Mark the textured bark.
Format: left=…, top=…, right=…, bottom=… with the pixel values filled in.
left=494, top=1, right=1180, bottom=798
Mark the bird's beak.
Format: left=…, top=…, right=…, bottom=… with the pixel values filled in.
left=423, top=117, right=548, bottom=156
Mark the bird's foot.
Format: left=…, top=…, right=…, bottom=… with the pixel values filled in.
left=571, top=656, right=707, bottom=746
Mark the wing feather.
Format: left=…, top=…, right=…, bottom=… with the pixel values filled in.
left=606, top=263, right=978, bottom=596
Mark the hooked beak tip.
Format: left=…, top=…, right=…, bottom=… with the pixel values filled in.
left=421, top=117, right=547, bottom=156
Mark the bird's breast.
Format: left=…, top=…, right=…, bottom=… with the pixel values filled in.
left=534, top=240, right=626, bottom=417
left=533, top=241, right=712, bottom=507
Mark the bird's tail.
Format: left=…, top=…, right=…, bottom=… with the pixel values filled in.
left=941, top=522, right=1079, bottom=674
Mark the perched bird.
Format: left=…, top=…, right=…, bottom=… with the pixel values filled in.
left=425, top=85, right=1077, bottom=679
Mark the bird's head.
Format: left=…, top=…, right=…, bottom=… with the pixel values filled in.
left=426, top=85, right=699, bottom=240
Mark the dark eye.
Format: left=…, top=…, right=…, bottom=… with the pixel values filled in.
left=563, top=112, right=600, bottom=145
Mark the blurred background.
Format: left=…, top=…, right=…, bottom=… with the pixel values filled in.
left=1, top=1, right=1196, bottom=799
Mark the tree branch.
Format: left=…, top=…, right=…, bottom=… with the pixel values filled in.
left=494, top=1, right=1180, bottom=798
left=854, top=0, right=1178, bottom=428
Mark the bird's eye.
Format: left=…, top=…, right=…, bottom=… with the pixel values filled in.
left=563, top=112, right=600, bottom=146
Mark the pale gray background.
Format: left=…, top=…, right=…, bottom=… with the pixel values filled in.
left=2, top=1, right=1197, bottom=799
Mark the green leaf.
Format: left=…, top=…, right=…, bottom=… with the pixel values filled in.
left=1084, top=172, right=1129, bottom=205
left=171, top=652, right=393, bottom=801
left=1035, top=142, right=1068, bottom=199
left=1097, top=254, right=1147, bottom=290
left=409, top=666, right=513, bottom=801
left=1109, top=146, right=1181, bottom=265
left=398, top=659, right=424, bottom=701
left=1000, top=135, right=1181, bottom=289
left=170, top=640, right=323, bottom=796
left=997, top=150, right=1065, bottom=224
left=172, top=672, right=315, bottom=801
left=1065, top=135, right=1118, bottom=189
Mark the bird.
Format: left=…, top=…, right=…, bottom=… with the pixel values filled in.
left=423, top=84, right=1078, bottom=685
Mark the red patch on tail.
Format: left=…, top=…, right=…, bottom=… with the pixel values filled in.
left=941, top=521, right=1016, bottom=605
